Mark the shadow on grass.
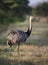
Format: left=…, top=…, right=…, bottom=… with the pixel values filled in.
left=0, top=57, right=35, bottom=65
left=0, top=57, right=48, bottom=65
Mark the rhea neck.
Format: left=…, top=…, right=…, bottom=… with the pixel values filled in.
left=26, top=16, right=33, bottom=37
left=29, top=16, right=32, bottom=31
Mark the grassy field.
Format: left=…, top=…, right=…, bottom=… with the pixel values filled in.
left=0, top=45, right=48, bottom=65
left=0, top=18, right=48, bottom=65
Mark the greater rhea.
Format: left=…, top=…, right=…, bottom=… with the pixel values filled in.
left=6, top=16, right=34, bottom=55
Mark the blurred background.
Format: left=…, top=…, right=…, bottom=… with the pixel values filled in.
left=0, top=0, right=48, bottom=45
left=0, top=0, right=48, bottom=65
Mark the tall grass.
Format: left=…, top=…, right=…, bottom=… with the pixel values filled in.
left=0, top=45, right=48, bottom=65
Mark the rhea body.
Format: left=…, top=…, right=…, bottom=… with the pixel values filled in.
left=7, top=16, right=34, bottom=54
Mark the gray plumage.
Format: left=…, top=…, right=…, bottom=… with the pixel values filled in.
left=7, top=28, right=31, bottom=47
left=6, top=16, right=34, bottom=55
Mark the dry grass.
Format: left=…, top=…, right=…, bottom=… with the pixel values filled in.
left=0, top=45, right=48, bottom=65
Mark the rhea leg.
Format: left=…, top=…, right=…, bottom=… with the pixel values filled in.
left=18, top=43, right=21, bottom=65
left=18, top=43, right=20, bottom=57
left=7, top=40, right=12, bottom=53
left=5, top=41, right=9, bottom=52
